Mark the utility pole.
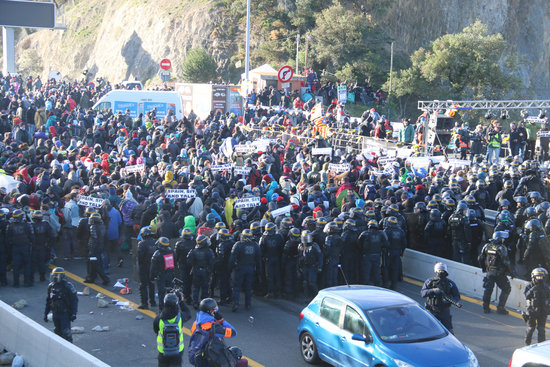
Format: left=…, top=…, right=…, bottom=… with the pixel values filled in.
left=296, top=33, right=300, bottom=74
left=245, top=0, right=251, bottom=83
left=304, top=35, right=310, bottom=71
left=388, top=41, right=394, bottom=121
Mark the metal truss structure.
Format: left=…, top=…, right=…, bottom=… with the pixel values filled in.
left=418, top=100, right=550, bottom=111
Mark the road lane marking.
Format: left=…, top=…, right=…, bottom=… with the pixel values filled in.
left=403, top=276, right=550, bottom=328
left=51, top=265, right=265, bottom=367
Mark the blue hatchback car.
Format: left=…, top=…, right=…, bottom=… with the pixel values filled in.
left=297, top=285, right=479, bottom=367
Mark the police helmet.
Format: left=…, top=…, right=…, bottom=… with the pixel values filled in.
left=164, top=293, right=178, bottom=308
left=301, top=230, right=313, bottom=244
left=289, top=227, right=301, bottom=238
left=51, top=267, right=65, bottom=283
left=199, top=297, right=218, bottom=315
left=525, top=207, right=537, bottom=218
left=529, top=191, right=542, bottom=200
left=182, top=228, right=193, bottom=240
left=389, top=204, right=399, bottom=213
left=343, top=219, right=356, bottom=230
left=387, top=216, right=398, bottom=225
left=250, top=221, right=261, bottom=235
left=215, top=222, right=226, bottom=230
left=499, top=199, right=510, bottom=209
left=281, top=217, right=293, bottom=228
left=367, top=220, right=378, bottom=229
left=32, top=210, right=43, bottom=219
left=265, top=222, right=277, bottom=234
left=327, top=221, right=339, bottom=233
left=427, top=200, right=438, bottom=210
left=539, top=202, right=550, bottom=212
left=532, top=267, right=548, bottom=283
left=434, top=262, right=448, bottom=275
left=525, top=218, right=542, bottom=231
left=156, top=237, right=170, bottom=247
left=350, top=207, right=363, bottom=215
left=414, top=202, right=426, bottom=212
left=492, top=231, right=509, bottom=240
left=364, top=210, right=375, bottom=220
left=433, top=194, right=442, bottom=203
left=206, top=213, right=216, bottom=226
left=316, top=217, right=327, bottom=228
left=196, top=235, right=208, bottom=247
left=514, top=196, right=528, bottom=205
left=90, top=212, right=102, bottom=222
left=445, top=198, right=455, bottom=208
left=217, top=228, right=231, bottom=239
left=498, top=210, right=512, bottom=223
left=240, top=229, right=253, bottom=240
left=476, top=180, right=486, bottom=188
left=141, top=228, right=154, bottom=238
left=465, top=195, right=475, bottom=204
left=85, top=207, right=96, bottom=216
left=456, top=202, right=468, bottom=212
left=374, top=198, right=383, bottom=208
left=302, top=216, right=315, bottom=228
left=260, top=218, right=268, bottom=229
left=333, top=217, right=344, bottom=227
left=12, top=209, right=24, bottom=219
left=449, top=182, right=460, bottom=190
left=504, top=180, right=513, bottom=189
left=429, top=209, right=441, bottom=221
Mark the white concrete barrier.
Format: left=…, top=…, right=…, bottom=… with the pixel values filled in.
left=403, top=249, right=528, bottom=311
left=0, top=300, right=109, bottom=367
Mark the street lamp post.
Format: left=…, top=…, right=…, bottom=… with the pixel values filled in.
left=245, top=0, right=251, bottom=83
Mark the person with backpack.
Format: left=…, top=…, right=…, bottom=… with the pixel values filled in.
left=153, top=293, right=190, bottom=367
left=188, top=298, right=237, bottom=367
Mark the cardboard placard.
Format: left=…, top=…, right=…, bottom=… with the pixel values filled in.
left=377, top=156, right=395, bottom=166
left=121, top=164, right=145, bottom=176
left=271, top=205, right=293, bottom=218
left=537, top=130, right=550, bottom=137
left=77, top=195, right=104, bottom=208
left=312, top=147, right=332, bottom=155
left=233, top=166, right=252, bottom=175
left=165, top=189, right=197, bottom=199
left=328, top=163, right=350, bottom=173
left=210, top=163, right=232, bottom=172
left=234, top=144, right=257, bottom=153
left=233, top=197, right=261, bottom=209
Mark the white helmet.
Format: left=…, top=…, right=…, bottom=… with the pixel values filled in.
left=434, top=262, right=448, bottom=274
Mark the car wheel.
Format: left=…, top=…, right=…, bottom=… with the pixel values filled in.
left=300, top=331, right=320, bottom=364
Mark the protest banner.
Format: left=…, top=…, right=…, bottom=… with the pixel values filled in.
left=271, top=205, right=293, bottom=218
left=77, top=195, right=104, bottom=208
left=210, top=163, right=232, bottom=172
left=312, top=147, right=332, bottom=155
left=328, top=163, right=350, bottom=173
left=121, top=164, right=145, bottom=176
left=233, top=197, right=261, bottom=209
left=165, top=189, right=197, bottom=199
left=233, top=166, right=252, bottom=175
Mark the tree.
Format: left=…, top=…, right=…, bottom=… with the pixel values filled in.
left=389, top=20, right=521, bottom=115
left=179, top=47, right=218, bottom=83
left=17, top=48, right=43, bottom=76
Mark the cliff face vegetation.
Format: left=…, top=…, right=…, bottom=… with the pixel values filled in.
left=10, top=0, right=550, bottom=96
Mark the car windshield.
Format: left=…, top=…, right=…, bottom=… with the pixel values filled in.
left=366, top=303, right=447, bottom=343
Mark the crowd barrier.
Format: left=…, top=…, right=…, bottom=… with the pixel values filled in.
left=402, top=248, right=528, bottom=311
left=0, top=300, right=110, bottom=367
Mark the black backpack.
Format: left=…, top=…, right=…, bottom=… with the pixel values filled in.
left=204, top=328, right=237, bottom=367
left=162, top=314, right=181, bottom=357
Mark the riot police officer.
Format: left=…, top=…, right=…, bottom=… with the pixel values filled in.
left=230, top=229, right=261, bottom=312
left=259, top=222, right=284, bottom=298
left=340, top=219, right=359, bottom=284
left=358, top=220, right=388, bottom=286
left=44, top=267, right=78, bottom=342
left=421, top=262, right=461, bottom=333
left=150, top=237, right=176, bottom=311
left=424, top=209, right=447, bottom=257
left=84, top=213, right=110, bottom=285
left=31, top=210, right=52, bottom=282
left=383, top=217, right=406, bottom=290
left=322, top=221, right=344, bottom=288
left=282, top=228, right=301, bottom=299
left=297, top=230, right=323, bottom=301
left=7, top=209, right=34, bottom=287
left=523, top=219, right=550, bottom=274
left=175, top=228, right=195, bottom=303
left=137, top=228, right=157, bottom=310
left=478, top=231, right=513, bottom=314
left=214, top=228, right=234, bottom=304
left=448, top=202, right=472, bottom=264
left=187, top=235, right=215, bottom=309
left=524, top=267, right=550, bottom=345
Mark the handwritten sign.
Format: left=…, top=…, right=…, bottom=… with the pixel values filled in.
left=271, top=205, right=293, bottom=218
left=121, top=164, right=145, bottom=176
left=210, top=163, right=232, bottom=172
left=328, top=163, right=350, bottom=173
left=537, top=130, right=550, bottom=137
left=77, top=195, right=104, bottom=208
left=312, top=147, right=332, bottom=155
left=233, top=197, right=261, bottom=209
left=233, top=166, right=252, bottom=175
left=234, top=144, right=257, bottom=154
left=377, top=156, right=395, bottom=166
left=165, top=189, right=197, bottom=199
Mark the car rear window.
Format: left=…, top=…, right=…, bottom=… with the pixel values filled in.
left=320, top=297, right=343, bottom=326
left=366, top=303, right=447, bottom=343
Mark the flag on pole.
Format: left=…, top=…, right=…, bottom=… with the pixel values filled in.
left=310, top=103, right=323, bottom=120
left=313, top=116, right=330, bottom=138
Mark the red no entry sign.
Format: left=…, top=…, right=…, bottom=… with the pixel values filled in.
left=160, top=59, right=172, bottom=71
left=278, top=65, right=294, bottom=83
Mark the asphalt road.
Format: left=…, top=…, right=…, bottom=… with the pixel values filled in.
left=0, top=257, right=536, bottom=367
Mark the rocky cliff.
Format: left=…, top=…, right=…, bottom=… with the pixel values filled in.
left=12, top=0, right=550, bottom=95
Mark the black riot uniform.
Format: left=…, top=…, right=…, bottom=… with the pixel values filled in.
left=383, top=217, right=406, bottom=290
left=150, top=237, right=176, bottom=311
left=357, top=221, right=388, bottom=286
left=84, top=213, right=110, bottom=285
left=214, top=229, right=234, bottom=304
left=424, top=209, right=447, bottom=257
left=340, top=219, right=359, bottom=284
left=7, top=209, right=34, bottom=287
left=44, top=268, right=78, bottom=342
left=478, top=231, right=512, bottom=314
left=259, top=223, right=284, bottom=298
left=137, top=229, right=157, bottom=310
left=174, top=229, right=195, bottom=302
left=524, top=268, right=550, bottom=345
left=448, top=203, right=472, bottom=264
left=31, top=211, right=52, bottom=282
left=0, top=211, right=7, bottom=286
left=187, top=235, right=215, bottom=309
left=282, top=228, right=301, bottom=299
left=230, top=229, right=262, bottom=312
left=322, top=222, right=344, bottom=288
left=297, top=230, right=323, bottom=301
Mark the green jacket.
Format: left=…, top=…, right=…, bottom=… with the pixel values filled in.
left=526, top=122, right=539, bottom=141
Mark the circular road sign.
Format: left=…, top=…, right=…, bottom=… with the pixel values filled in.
left=278, top=65, right=294, bottom=83
left=160, top=59, right=172, bottom=71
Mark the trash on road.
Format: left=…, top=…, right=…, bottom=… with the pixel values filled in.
left=12, top=299, right=27, bottom=310
left=97, top=299, right=109, bottom=308
left=11, top=354, right=24, bottom=367
left=71, top=326, right=85, bottom=334
left=95, top=293, right=105, bottom=299
left=115, top=301, right=129, bottom=306
left=82, top=287, right=91, bottom=296
left=136, top=315, right=144, bottom=320
left=0, top=351, right=15, bottom=365
left=91, top=325, right=110, bottom=332
left=141, top=344, right=146, bottom=348
left=91, top=349, right=101, bottom=352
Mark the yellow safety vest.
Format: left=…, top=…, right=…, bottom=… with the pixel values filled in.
left=157, top=314, right=184, bottom=354
left=489, top=133, right=501, bottom=148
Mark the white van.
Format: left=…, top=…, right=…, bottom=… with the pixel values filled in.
left=93, top=90, right=183, bottom=120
